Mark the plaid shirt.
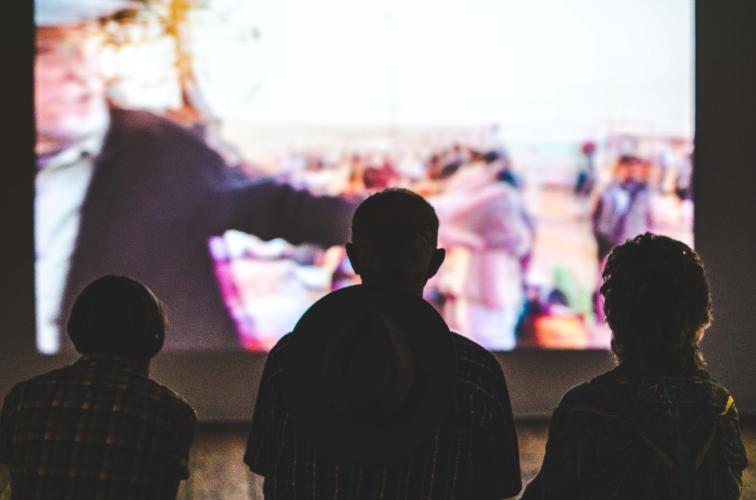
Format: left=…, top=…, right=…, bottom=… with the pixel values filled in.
left=521, top=365, right=748, bottom=500
left=245, top=332, right=521, bottom=499
left=0, top=355, right=196, bottom=499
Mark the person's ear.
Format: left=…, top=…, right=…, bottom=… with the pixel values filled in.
left=426, top=248, right=446, bottom=280
left=345, top=243, right=362, bottom=275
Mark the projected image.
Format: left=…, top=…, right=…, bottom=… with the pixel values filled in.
left=34, top=0, right=693, bottom=353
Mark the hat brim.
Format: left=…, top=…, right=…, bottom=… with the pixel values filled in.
left=284, top=285, right=456, bottom=464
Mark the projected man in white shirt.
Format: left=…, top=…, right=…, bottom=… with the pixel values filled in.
left=34, top=0, right=354, bottom=352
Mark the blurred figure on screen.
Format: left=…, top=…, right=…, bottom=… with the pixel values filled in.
left=433, top=151, right=534, bottom=350
left=575, top=141, right=596, bottom=197
left=591, top=155, right=653, bottom=264
left=34, top=0, right=355, bottom=353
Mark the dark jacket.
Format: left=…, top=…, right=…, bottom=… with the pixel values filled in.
left=60, top=109, right=354, bottom=350
left=521, top=364, right=747, bottom=500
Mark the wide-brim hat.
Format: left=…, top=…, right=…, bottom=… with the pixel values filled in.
left=284, top=284, right=456, bottom=464
left=35, top=0, right=140, bottom=26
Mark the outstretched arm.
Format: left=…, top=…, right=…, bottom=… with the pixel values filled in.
left=211, top=175, right=356, bottom=248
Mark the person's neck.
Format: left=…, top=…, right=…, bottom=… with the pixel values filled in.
left=618, top=359, right=693, bottom=378
left=36, top=104, right=110, bottom=160
left=85, top=354, right=151, bottom=377
left=360, top=277, right=424, bottom=297
left=125, top=358, right=151, bottom=377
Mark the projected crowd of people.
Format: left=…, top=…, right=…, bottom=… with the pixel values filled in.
left=212, top=136, right=694, bottom=352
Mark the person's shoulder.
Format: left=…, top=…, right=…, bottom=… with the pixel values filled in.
left=692, top=368, right=730, bottom=391
left=1, top=364, right=82, bottom=415
left=138, top=377, right=197, bottom=427
left=105, top=109, right=228, bottom=184
left=98, top=357, right=196, bottom=423
left=451, top=331, right=498, bottom=361
left=5, top=363, right=76, bottom=396
left=686, top=369, right=738, bottom=412
left=450, top=332, right=506, bottom=395
left=262, top=333, right=292, bottom=376
left=555, top=367, right=737, bottom=414
left=112, top=108, right=190, bottom=138
left=270, top=333, right=293, bottom=355
left=109, top=109, right=217, bottom=157
left=551, top=366, right=630, bottom=412
left=554, top=381, right=598, bottom=411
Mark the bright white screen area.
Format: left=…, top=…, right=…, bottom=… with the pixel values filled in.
left=192, top=0, right=691, bottom=133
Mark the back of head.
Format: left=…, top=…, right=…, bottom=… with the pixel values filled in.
left=600, top=233, right=711, bottom=373
left=350, top=188, right=439, bottom=286
left=67, top=275, right=166, bottom=360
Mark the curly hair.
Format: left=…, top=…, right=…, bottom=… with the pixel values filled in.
left=600, top=233, right=712, bottom=373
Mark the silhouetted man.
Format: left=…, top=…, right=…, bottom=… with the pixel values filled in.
left=245, top=188, right=522, bottom=499
left=0, top=276, right=197, bottom=499
left=522, top=234, right=747, bottom=500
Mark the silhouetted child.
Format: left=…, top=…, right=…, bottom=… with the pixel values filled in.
left=0, top=276, right=196, bottom=499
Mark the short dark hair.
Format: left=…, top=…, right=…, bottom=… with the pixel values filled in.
left=67, top=275, right=166, bottom=359
left=600, top=233, right=711, bottom=372
left=351, top=189, right=439, bottom=282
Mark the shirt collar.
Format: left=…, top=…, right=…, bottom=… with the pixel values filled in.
left=78, top=353, right=143, bottom=374
left=37, top=114, right=110, bottom=171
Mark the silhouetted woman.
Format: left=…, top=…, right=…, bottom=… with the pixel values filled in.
left=522, top=233, right=747, bottom=500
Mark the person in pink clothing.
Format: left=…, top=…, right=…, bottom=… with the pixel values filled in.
left=433, top=153, right=534, bottom=350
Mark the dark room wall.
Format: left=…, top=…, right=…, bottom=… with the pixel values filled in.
left=693, top=0, right=756, bottom=413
